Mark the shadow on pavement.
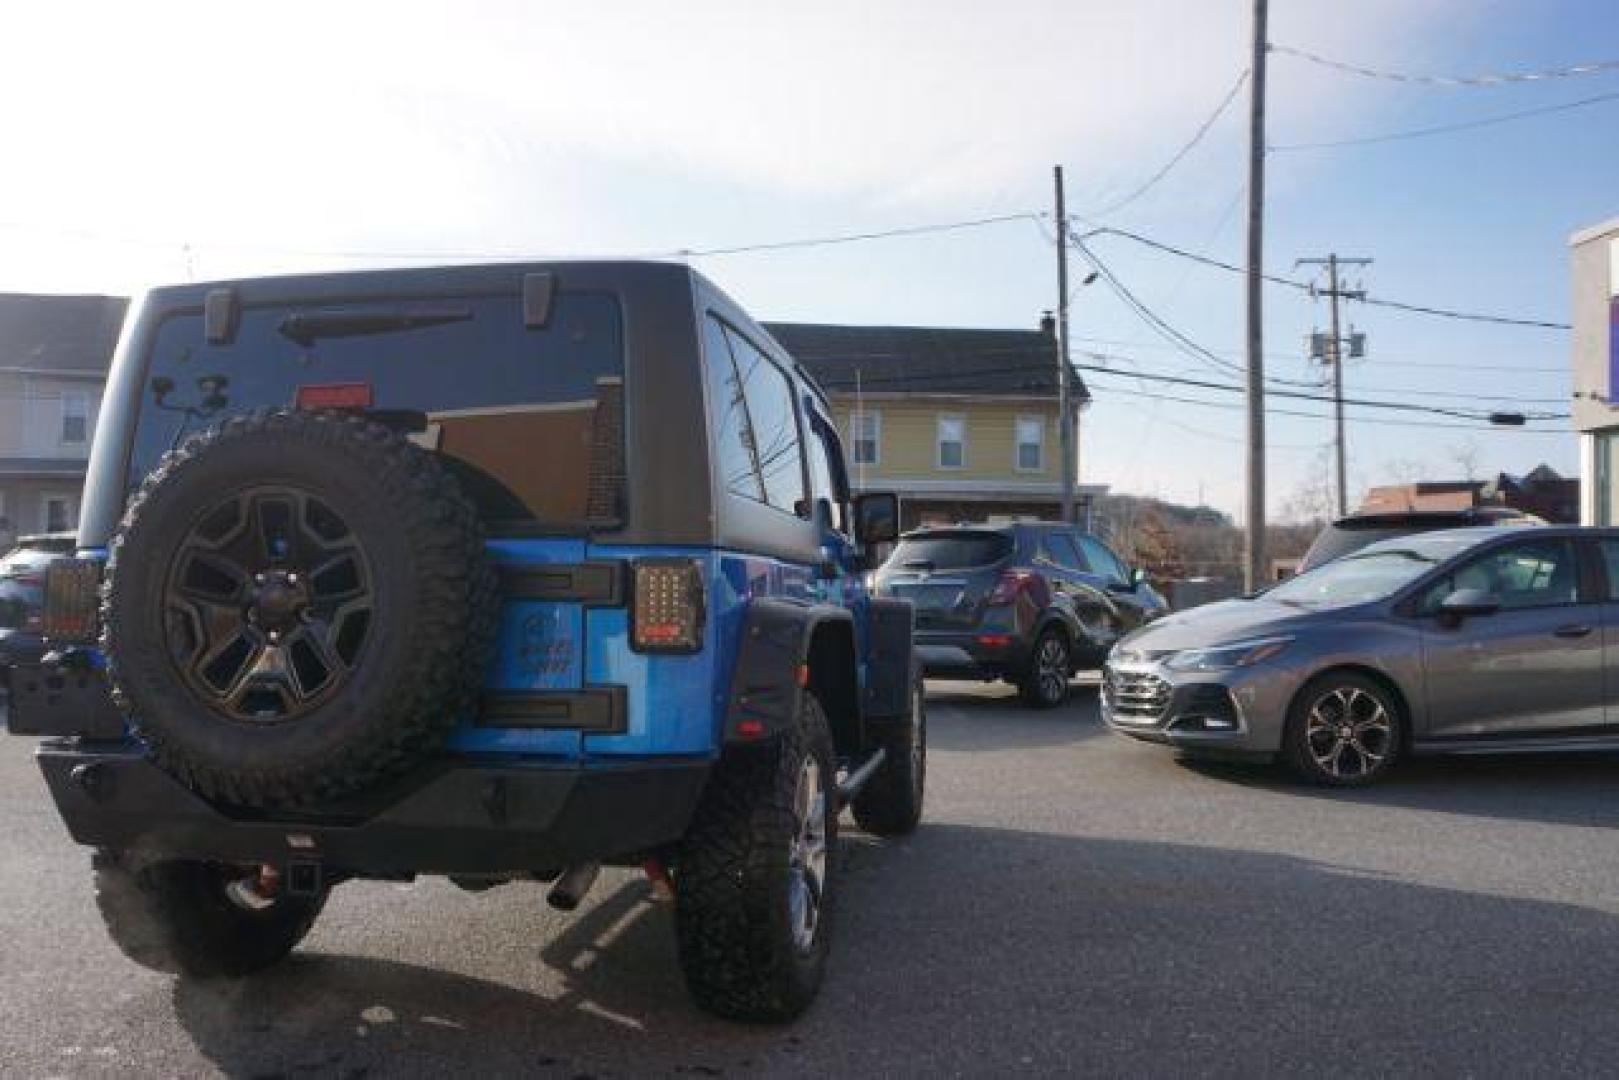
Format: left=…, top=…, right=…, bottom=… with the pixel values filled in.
left=170, top=823, right=1619, bottom=1076
left=925, top=680, right=1108, bottom=752
left=1178, top=750, right=1619, bottom=830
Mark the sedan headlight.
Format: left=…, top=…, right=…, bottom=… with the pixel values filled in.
left=1164, top=636, right=1292, bottom=673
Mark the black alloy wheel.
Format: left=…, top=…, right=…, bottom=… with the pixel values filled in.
left=164, top=486, right=374, bottom=723
left=1020, top=628, right=1071, bottom=709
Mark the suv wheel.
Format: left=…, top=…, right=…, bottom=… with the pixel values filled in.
left=852, top=673, right=926, bottom=836
left=1018, top=628, right=1071, bottom=709
left=675, top=693, right=837, bottom=1022
left=92, top=850, right=326, bottom=977
left=1282, top=673, right=1403, bottom=787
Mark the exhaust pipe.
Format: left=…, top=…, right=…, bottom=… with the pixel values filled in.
left=546, top=862, right=601, bottom=911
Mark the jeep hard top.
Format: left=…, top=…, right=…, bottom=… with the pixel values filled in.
left=7, top=260, right=924, bottom=1021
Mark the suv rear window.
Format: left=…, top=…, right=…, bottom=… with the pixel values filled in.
left=128, top=291, right=625, bottom=533
left=890, top=532, right=1012, bottom=570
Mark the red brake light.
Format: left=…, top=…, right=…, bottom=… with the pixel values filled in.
left=295, top=383, right=374, bottom=410
left=987, top=569, right=1035, bottom=605
left=631, top=560, right=705, bottom=653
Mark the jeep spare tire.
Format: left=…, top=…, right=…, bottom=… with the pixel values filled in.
left=102, top=409, right=496, bottom=808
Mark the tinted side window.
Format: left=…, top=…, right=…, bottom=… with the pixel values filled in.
left=1421, top=538, right=1581, bottom=613
left=723, top=327, right=807, bottom=516
left=1079, top=535, right=1127, bottom=583
left=1044, top=533, right=1086, bottom=571
left=1603, top=540, right=1619, bottom=600
left=703, top=315, right=765, bottom=502
left=806, top=423, right=846, bottom=533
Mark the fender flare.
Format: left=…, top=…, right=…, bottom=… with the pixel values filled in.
left=723, top=599, right=859, bottom=749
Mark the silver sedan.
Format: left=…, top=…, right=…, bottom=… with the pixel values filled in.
left=1102, top=526, right=1617, bottom=786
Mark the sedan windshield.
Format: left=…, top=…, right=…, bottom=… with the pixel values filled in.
left=1267, top=532, right=1486, bottom=609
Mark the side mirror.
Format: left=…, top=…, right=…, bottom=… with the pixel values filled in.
left=1439, top=588, right=1500, bottom=624
left=854, top=492, right=899, bottom=545
left=1130, top=567, right=1148, bottom=587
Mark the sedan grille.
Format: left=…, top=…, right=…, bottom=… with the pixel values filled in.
left=1106, top=669, right=1171, bottom=718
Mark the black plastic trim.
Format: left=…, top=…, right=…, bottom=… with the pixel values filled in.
left=4, top=662, right=125, bottom=739
left=35, top=745, right=710, bottom=876
left=478, top=686, right=627, bottom=732
left=497, top=561, right=625, bottom=606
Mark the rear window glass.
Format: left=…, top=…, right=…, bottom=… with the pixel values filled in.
left=891, top=533, right=1012, bottom=570
left=128, top=292, right=625, bottom=533
left=1302, top=523, right=1440, bottom=571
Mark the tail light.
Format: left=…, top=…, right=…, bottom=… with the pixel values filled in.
left=631, top=559, right=704, bottom=653
left=42, top=559, right=103, bottom=643
left=986, top=569, right=1036, bottom=605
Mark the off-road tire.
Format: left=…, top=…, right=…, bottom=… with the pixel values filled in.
left=1018, top=627, right=1072, bottom=709
left=852, top=673, right=926, bottom=836
left=675, top=694, right=837, bottom=1022
left=1282, top=672, right=1403, bottom=788
left=92, top=849, right=326, bottom=977
left=101, top=408, right=497, bottom=807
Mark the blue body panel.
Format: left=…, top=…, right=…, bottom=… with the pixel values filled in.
left=73, top=538, right=874, bottom=765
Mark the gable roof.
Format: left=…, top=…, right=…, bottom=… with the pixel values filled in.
left=762, top=321, right=1085, bottom=401
left=0, top=293, right=129, bottom=374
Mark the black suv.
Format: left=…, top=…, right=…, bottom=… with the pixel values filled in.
left=875, top=522, right=1166, bottom=707
left=1298, top=507, right=1539, bottom=573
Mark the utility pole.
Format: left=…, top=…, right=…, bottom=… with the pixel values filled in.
left=1055, top=165, right=1075, bottom=524
left=1298, top=253, right=1371, bottom=516
left=1243, top=0, right=1268, bottom=592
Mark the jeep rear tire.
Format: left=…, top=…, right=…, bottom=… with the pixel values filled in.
left=851, top=673, right=926, bottom=837
left=102, top=409, right=497, bottom=807
left=675, top=694, right=837, bottom=1022
left=93, top=850, right=326, bottom=977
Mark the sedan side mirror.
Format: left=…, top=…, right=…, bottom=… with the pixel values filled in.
left=854, top=492, right=900, bottom=546
left=1439, top=588, right=1500, bottom=625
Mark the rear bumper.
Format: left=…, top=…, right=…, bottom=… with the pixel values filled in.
left=915, top=630, right=1028, bottom=679
left=35, top=743, right=710, bottom=877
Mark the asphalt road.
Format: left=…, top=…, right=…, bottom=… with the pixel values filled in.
left=5, top=682, right=1619, bottom=1078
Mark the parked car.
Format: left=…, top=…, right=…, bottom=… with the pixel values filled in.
left=0, top=532, right=76, bottom=671
left=3, top=261, right=925, bottom=1022
left=1298, top=506, right=1537, bottom=573
left=1103, top=525, right=1619, bottom=786
left=876, top=522, right=1167, bottom=707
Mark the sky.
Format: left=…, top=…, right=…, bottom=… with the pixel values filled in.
left=0, top=0, right=1612, bottom=520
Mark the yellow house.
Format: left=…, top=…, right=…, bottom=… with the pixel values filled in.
left=765, top=319, right=1105, bottom=529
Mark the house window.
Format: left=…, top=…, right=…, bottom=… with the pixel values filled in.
left=61, top=391, right=89, bottom=445
left=937, top=414, right=965, bottom=469
left=1016, top=415, right=1044, bottom=471
left=44, top=494, right=74, bottom=533
left=850, top=410, right=880, bottom=466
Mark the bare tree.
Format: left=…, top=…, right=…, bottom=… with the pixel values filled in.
left=1448, top=440, right=1482, bottom=482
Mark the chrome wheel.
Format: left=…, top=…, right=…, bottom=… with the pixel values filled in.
left=1305, top=685, right=1393, bottom=780
left=787, top=757, right=828, bottom=954
left=1034, top=634, right=1070, bottom=704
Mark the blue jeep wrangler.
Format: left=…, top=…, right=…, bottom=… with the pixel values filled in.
left=6, top=261, right=924, bottom=1021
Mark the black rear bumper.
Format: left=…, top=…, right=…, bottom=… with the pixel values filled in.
left=36, top=743, right=710, bottom=878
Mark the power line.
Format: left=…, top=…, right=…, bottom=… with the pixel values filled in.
left=1269, top=87, right=1619, bottom=152
left=1070, top=333, right=1570, bottom=373
left=1084, top=69, right=1250, bottom=217
left=1079, top=223, right=1572, bottom=329
left=1093, top=381, right=1567, bottom=433
left=1073, top=362, right=1567, bottom=422
left=808, top=349, right=1569, bottom=423
left=1270, top=43, right=1619, bottom=88
left=0, top=212, right=1049, bottom=265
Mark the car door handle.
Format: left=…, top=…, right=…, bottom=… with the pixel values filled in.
left=1553, top=624, right=1594, bottom=639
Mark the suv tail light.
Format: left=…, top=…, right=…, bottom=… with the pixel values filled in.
left=631, top=559, right=704, bottom=653
left=42, top=559, right=103, bottom=643
left=986, top=569, right=1036, bottom=605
